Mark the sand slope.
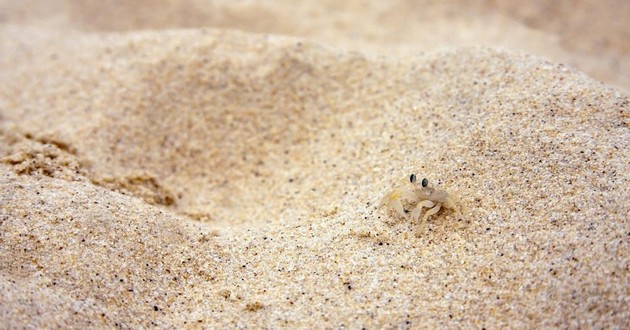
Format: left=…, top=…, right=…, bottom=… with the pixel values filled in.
left=1, top=1, right=629, bottom=328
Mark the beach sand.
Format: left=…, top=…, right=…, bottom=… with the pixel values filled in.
left=0, top=0, right=628, bottom=328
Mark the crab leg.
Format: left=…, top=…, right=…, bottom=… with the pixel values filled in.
left=445, top=196, right=462, bottom=219
left=378, top=194, right=390, bottom=208
left=390, top=198, right=405, bottom=217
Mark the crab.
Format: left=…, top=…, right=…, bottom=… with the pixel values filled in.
left=379, top=174, right=461, bottom=229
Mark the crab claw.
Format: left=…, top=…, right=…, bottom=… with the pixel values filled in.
left=410, top=200, right=435, bottom=221
left=402, top=190, right=419, bottom=203
left=379, top=190, right=406, bottom=217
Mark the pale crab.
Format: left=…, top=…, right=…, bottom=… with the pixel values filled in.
left=379, top=174, right=461, bottom=229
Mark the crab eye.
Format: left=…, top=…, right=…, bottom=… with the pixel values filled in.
left=410, top=174, right=416, bottom=183
left=421, top=178, right=429, bottom=187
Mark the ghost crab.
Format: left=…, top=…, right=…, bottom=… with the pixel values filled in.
left=379, top=174, right=462, bottom=230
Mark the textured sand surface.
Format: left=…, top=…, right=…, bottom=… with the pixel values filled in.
left=1, top=1, right=629, bottom=328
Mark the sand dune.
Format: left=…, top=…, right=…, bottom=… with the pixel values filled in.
left=1, top=1, right=628, bottom=328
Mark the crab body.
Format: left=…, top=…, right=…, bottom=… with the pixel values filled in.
left=379, top=175, right=461, bottom=230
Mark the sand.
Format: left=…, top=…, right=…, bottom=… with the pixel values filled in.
left=0, top=0, right=628, bottom=328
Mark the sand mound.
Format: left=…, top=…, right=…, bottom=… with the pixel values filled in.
left=1, top=1, right=628, bottom=328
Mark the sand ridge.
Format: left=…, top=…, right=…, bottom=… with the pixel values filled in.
left=1, top=1, right=629, bottom=328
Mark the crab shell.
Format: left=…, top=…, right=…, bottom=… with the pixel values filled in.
left=415, top=187, right=448, bottom=203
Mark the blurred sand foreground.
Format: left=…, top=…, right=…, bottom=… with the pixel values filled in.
left=0, top=0, right=628, bottom=328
